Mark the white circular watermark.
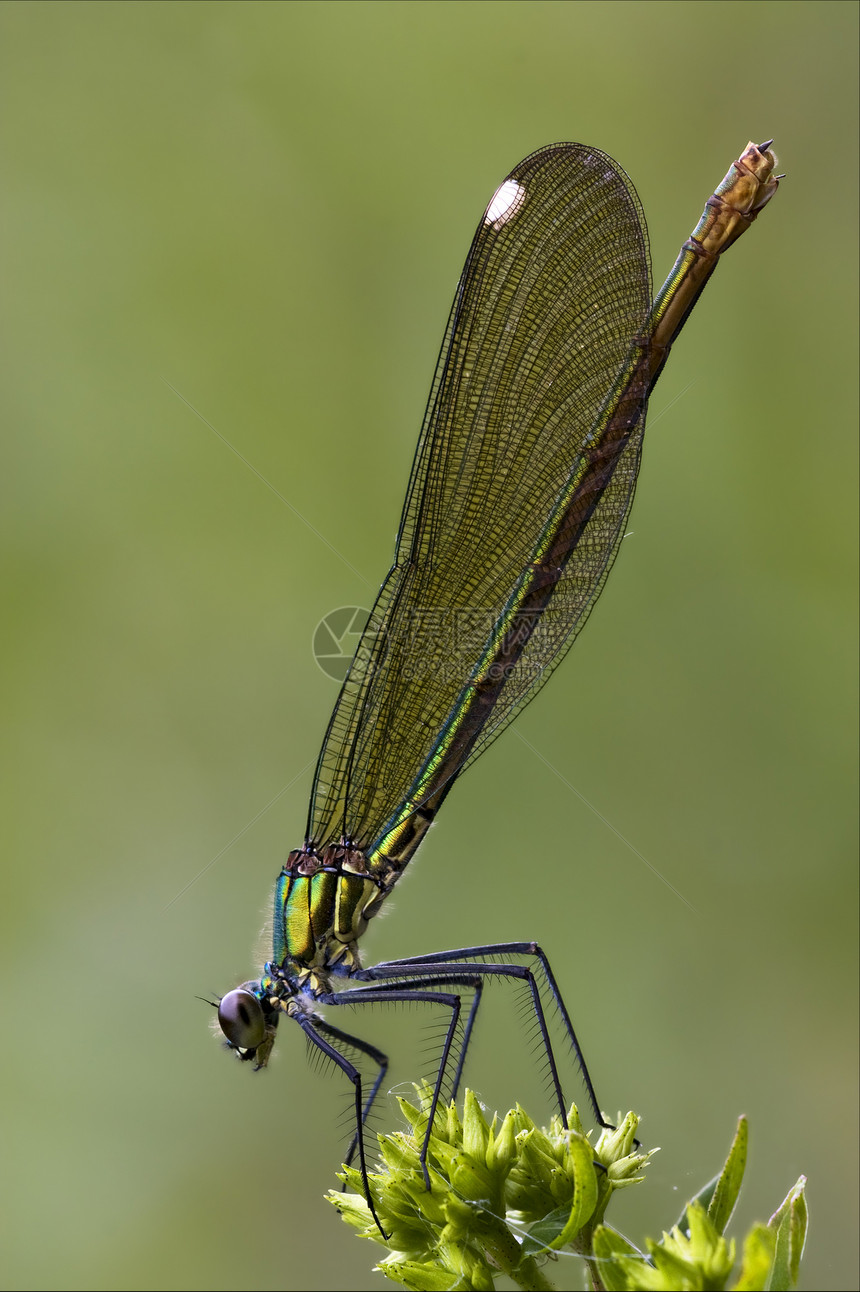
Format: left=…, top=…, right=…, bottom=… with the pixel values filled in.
left=312, top=606, right=385, bottom=682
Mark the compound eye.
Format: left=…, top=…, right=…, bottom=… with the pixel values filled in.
left=218, top=989, right=265, bottom=1051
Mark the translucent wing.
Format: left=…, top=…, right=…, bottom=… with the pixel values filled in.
left=307, top=143, right=651, bottom=852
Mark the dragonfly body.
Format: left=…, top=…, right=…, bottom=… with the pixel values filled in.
left=216, top=140, right=780, bottom=1229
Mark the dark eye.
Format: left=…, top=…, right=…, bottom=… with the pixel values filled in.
left=218, top=989, right=265, bottom=1051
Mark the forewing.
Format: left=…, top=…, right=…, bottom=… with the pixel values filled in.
left=307, top=143, right=651, bottom=850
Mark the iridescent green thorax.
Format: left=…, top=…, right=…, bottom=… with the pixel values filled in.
left=272, top=844, right=391, bottom=977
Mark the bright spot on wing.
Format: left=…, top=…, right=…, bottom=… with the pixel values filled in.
left=484, top=179, right=526, bottom=227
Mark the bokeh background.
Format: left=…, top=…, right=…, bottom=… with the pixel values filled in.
left=2, top=3, right=856, bottom=1289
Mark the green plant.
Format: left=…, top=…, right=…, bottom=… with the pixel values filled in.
left=327, top=1087, right=807, bottom=1291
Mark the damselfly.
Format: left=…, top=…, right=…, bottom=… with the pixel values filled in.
left=215, top=141, right=780, bottom=1231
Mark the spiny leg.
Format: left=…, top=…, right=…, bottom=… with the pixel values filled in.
left=362, top=962, right=564, bottom=1120
left=355, top=944, right=608, bottom=1129
left=450, top=976, right=482, bottom=1100
left=298, top=1013, right=388, bottom=1238
left=340, top=971, right=484, bottom=1103
left=312, top=1017, right=389, bottom=1168
left=324, top=983, right=470, bottom=1193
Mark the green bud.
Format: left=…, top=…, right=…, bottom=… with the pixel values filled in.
left=451, top=1154, right=495, bottom=1203
left=566, top=1103, right=585, bottom=1137
left=512, top=1103, right=536, bottom=1135
left=377, top=1255, right=461, bottom=1291
left=398, top=1176, right=447, bottom=1227
left=606, top=1146, right=655, bottom=1188
left=442, top=1188, right=480, bottom=1235
left=379, top=1131, right=422, bottom=1176
left=653, top=1202, right=735, bottom=1287
left=326, top=1188, right=374, bottom=1236
left=396, top=1094, right=424, bottom=1133
left=445, top=1099, right=461, bottom=1146
left=488, top=1109, right=517, bottom=1176
left=595, top=1112, right=640, bottom=1167
left=462, top=1089, right=491, bottom=1161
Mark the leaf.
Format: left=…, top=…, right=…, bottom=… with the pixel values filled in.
left=731, top=1223, right=777, bottom=1291
left=521, top=1203, right=577, bottom=1257
left=551, top=1133, right=599, bottom=1247
left=766, top=1177, right=808, bottom=1291
left=708, top=1116, right=748, bottom=1234
left=593, top=1225, right=643, bottom=1258
left=592, top=1225, right=647, bottom=1292
left=519, top=1131, right=599, bottom=1255
left=672, top=1117, right=749, bottom=1237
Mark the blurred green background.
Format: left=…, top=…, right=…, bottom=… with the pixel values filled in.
left=2, top=2, right=856, bottom=1289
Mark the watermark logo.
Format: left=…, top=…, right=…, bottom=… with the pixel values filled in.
left=312, top=605, right=554, bottom=686
left=313, top=606, right=385, bottom=682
